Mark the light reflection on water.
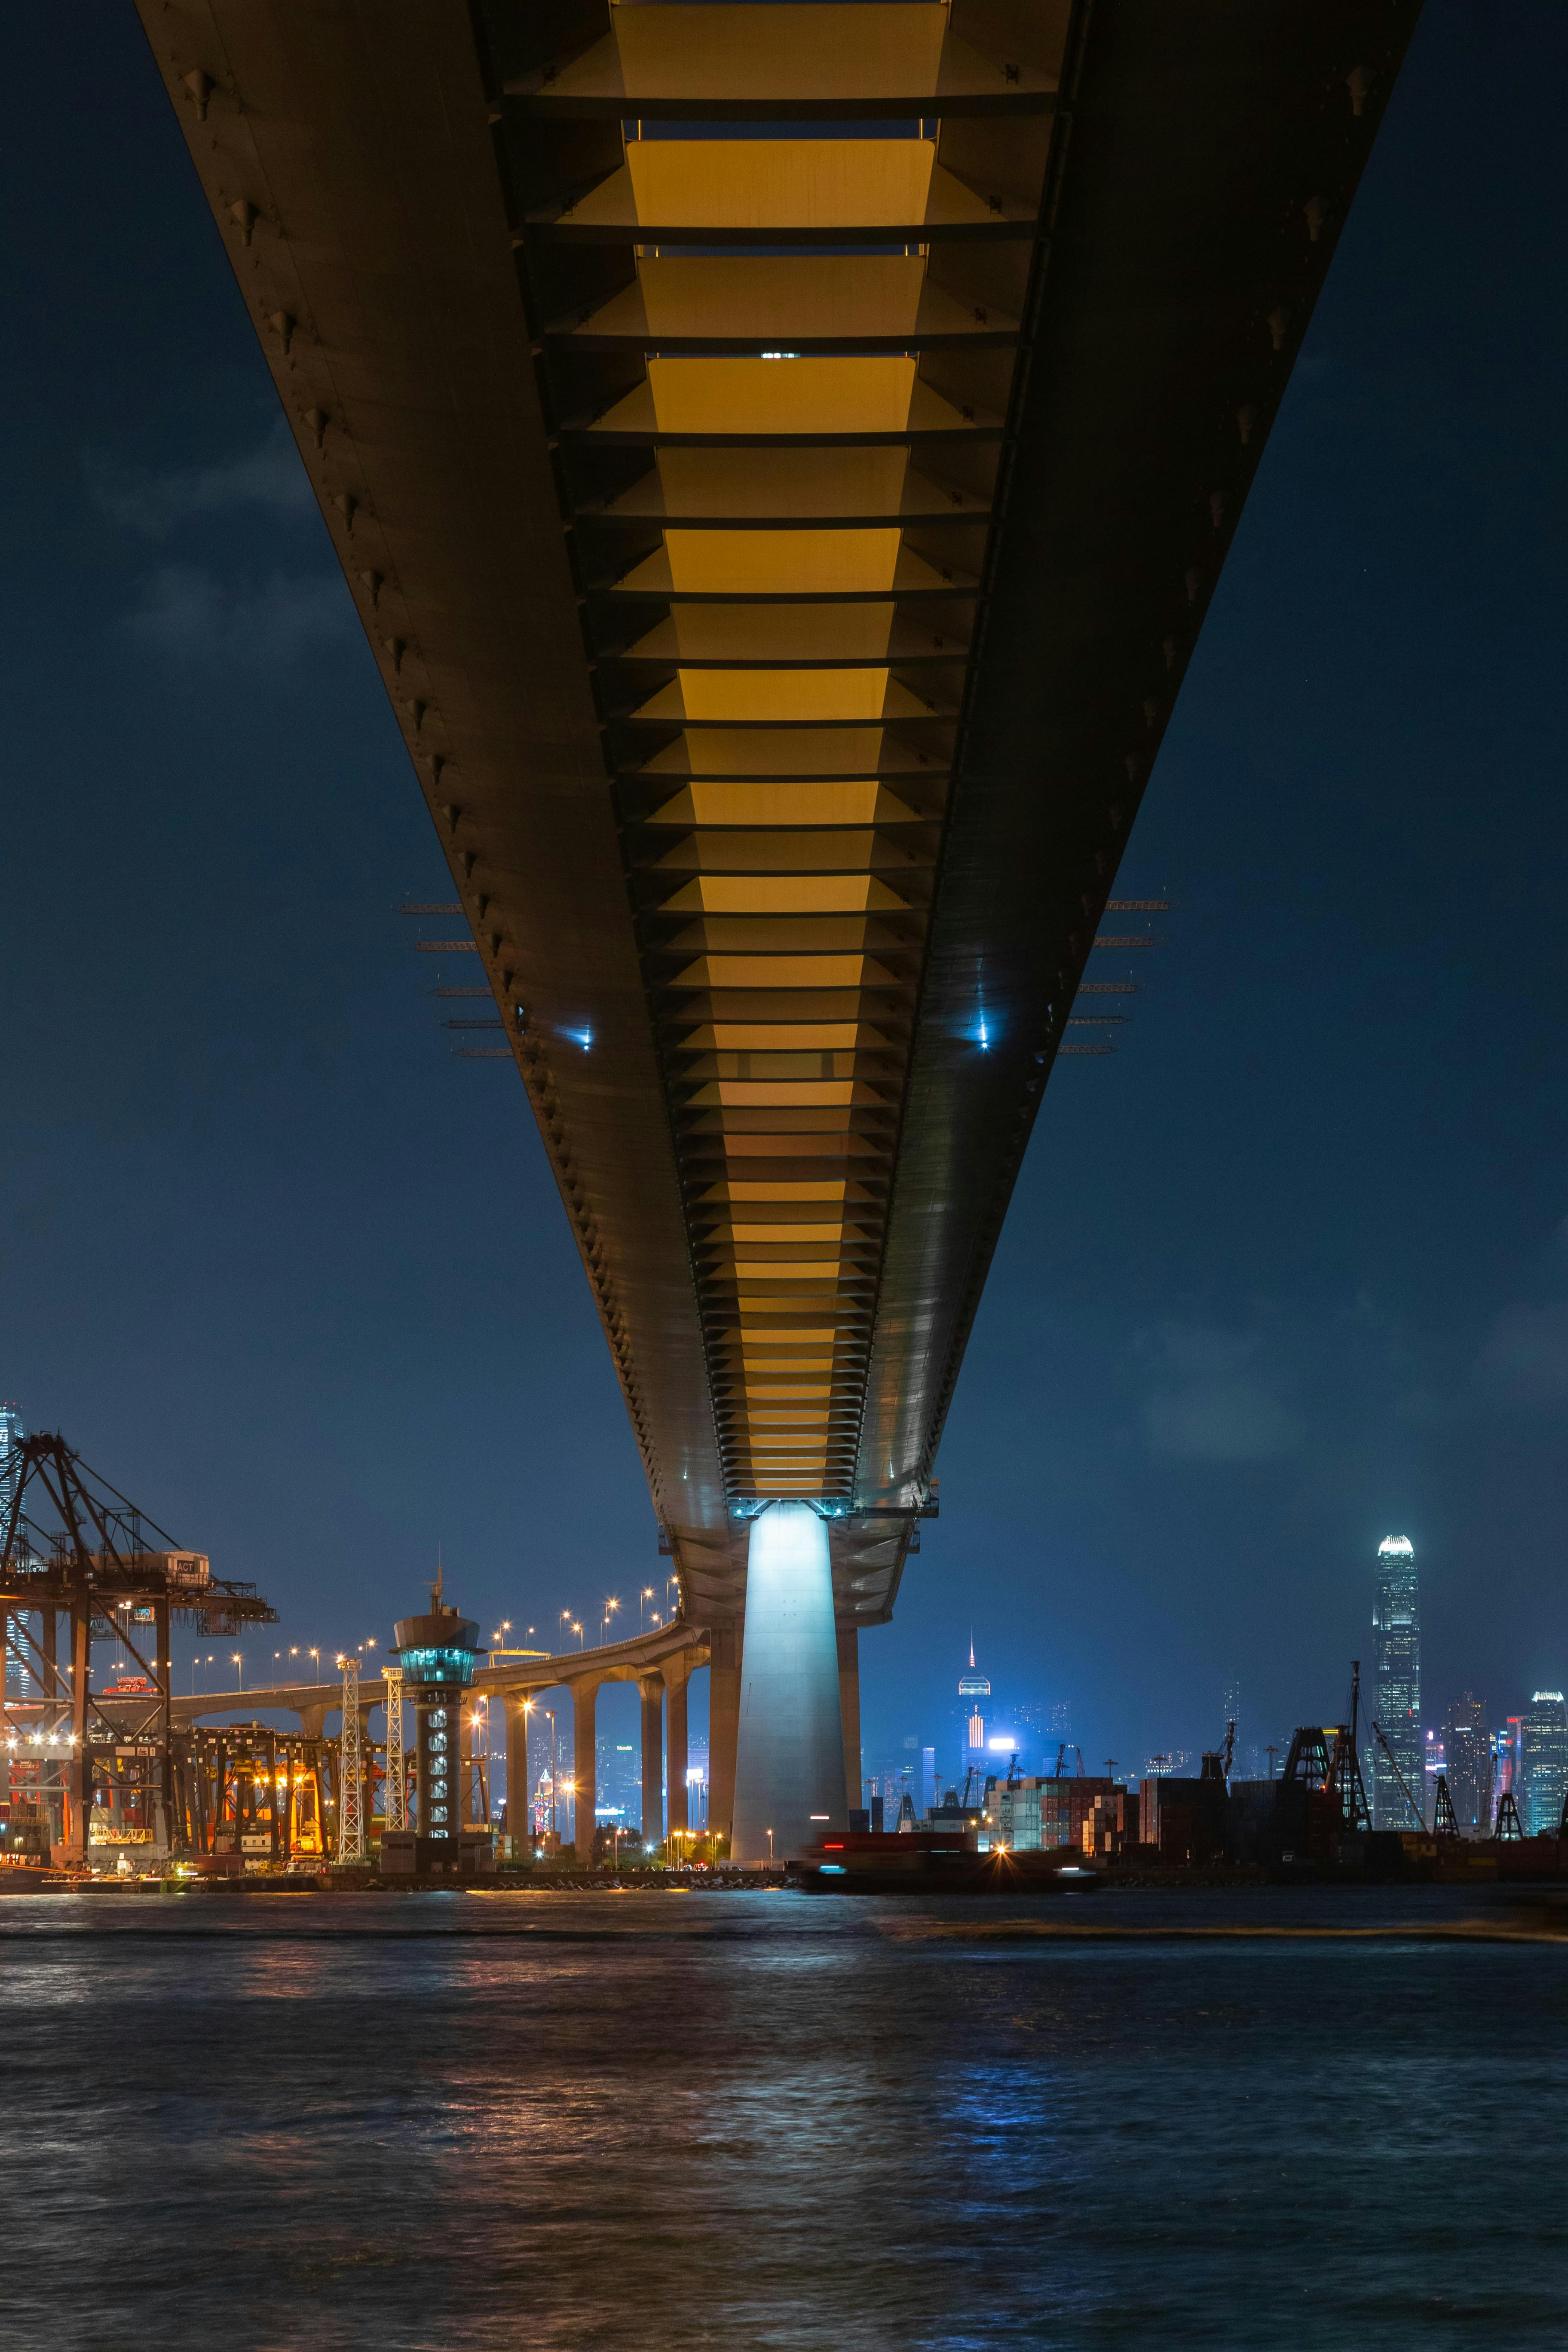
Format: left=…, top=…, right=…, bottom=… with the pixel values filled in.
left=0, top=1887, right=1564, bottom=2349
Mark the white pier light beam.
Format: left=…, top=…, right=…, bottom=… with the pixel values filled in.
left=731, top=1504, right=846, bottom=1865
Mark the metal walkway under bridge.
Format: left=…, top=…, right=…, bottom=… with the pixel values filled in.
left=136, top=0, right=1420, bottom=1859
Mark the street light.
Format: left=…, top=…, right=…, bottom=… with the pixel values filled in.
left=232, top=1653, right=243, bottom=1691
left=573, top=1621, right=583, bottom=1650
left=766, top=1826, right=774, bottom=1864
left=601, top=1596, right=620, bottom=1642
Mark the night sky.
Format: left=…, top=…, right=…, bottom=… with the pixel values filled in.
left=3, top=5, right=1564, bottom=1786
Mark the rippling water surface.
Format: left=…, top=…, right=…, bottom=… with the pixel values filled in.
left=2, top=1884, right=1565, bottom=2349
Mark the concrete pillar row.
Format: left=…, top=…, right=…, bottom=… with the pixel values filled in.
left=664, top=1662, right=690, bottom=1840
left=569, top=1677, right=601, bottom=1859
left=638, top=1677, right=664, bottom=1847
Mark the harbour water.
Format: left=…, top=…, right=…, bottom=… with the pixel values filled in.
left=2, top=1884, right=1565, bottom=2349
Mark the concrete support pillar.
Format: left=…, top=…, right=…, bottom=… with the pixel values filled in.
left=732, top=1505, right=848, bottom=1865
left=665, top=1664, right=690, bottom=1841
left=707, top=1626, right=742, bottom=1856
left=297, top=1705, right=327, bottom=1742
left=504, top=1692, right=531, bottom=1842
left=570, top=1678, right=600, bottom=1859
left=836, top=1623, right=861, bottom=1814
left=458, top=1699, right=473, bottom=1828
left=639, top=1677, right=664, bottom=1848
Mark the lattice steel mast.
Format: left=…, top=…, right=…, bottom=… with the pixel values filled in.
left=383, top=1663, right=406, bottom=1833
left=337, top=1653, right=364, bottom=1862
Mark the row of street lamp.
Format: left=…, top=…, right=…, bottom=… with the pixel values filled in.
left=178, top=1577, right=683, bottom=1698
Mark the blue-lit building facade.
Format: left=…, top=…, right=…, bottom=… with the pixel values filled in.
left=1372, top=1536, right=1421, bottom=1830
left=1521, top=1692, right=1568, bottom=1835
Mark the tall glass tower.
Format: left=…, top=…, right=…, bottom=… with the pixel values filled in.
left=1372, top=1536, right=1421, bottom=1829
left=1520, top=1693, right=1568, bottom=1836
left=959, top=1642, right=990, bottom=1781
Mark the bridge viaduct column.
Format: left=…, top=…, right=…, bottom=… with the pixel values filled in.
left=297, top=1704, right=327, bottom=1743
left=732, top=1505, right=847, bottom=1865
left=836, top=1625, right=861, bottom=1816
left=664, top=1660, right=690, bottom=1841
left=707, top=1626, right=742, bottom=1856
left=570, top=1677, right=600, bottom=1861
left=639, top=1677, right=664, bottom=1848
left=503, top=1691, right=531, bottom=1844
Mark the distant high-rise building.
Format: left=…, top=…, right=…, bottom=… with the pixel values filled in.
left=1520, top=1693, right=1568, bottom=1836
left=959, top=1641, right=990, bottom=1777
left=1443, top=1692, right=1491, bottom=1838
left=1372, top=1536, right=1420, bottom=1830
left=1222, top=1675, right=1241, bottom=1761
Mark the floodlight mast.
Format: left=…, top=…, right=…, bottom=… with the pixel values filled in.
left=383, top=1664, right=406, bottom=1833
left=337, top=1654, right=364, bottom=1862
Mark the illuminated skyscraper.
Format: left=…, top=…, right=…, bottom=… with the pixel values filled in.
left=959, top=1642, right=990, bottom=1778
left=1372, top=1536, right=1420, bottom=1830
left=1520, top=1693, right=1568, bottom=1836
left=1442, top=1692, right=1491, bottom=1837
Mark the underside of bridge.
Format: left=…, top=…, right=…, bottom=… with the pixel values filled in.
left=138, top=0, right=1418, bottom=1848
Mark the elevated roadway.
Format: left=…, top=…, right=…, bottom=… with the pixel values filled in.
left=133, top=0, right=1421, bottom=1857
left=104, top=1618, right=712, bottom=1846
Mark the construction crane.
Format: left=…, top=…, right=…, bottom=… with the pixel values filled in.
left=1432, top=1774, right=1458, bottom=1838
left=1370, top=1719, right=1426, bottom=1831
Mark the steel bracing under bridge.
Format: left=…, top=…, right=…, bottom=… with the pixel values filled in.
left=134, top=0, right=1421, bottom=1857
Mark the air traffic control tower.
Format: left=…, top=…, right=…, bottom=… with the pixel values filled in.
left=134, top=0, right=1422, bottom=1864
left=385, top=1589, right=490, bottom=1877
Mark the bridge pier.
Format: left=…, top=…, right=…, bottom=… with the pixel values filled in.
left=570, top=1677, right=599, bottom=1859
left=707, top=1626, right=741, bottom=1855
left=732, top=1505, right=847, bottom=1865
left=836, top=1626, right=861, bottom=1816
left=503, top=1692, right=530, bottom=1844
left=639, top=1678, right=663, bottom=1848
left=665, top=1662, right=689, bottom=1841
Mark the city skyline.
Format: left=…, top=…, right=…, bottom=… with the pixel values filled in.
left=19, top=1418, right=1556, bottom=1828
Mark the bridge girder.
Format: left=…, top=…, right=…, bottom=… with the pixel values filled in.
left=135, top=0, right=1420, bottom=1630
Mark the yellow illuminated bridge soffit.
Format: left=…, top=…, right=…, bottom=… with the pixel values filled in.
left=506, top=1, right=1063, bottom=1507
left=136, top=0, right=1424, bottom=1569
